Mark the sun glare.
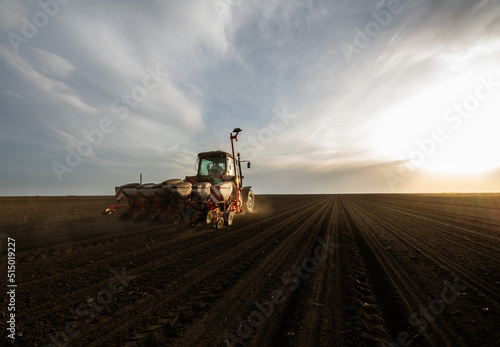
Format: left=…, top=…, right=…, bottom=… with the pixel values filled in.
left=370, top=75, right=474, bottom=156
left=422, top=113, right=500, bottom=175
left=371, top=64, right=500, bottom=176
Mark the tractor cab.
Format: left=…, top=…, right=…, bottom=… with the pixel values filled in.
left=196, top=151, right=235, bottom=184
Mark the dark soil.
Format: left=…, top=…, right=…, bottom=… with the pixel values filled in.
left=1, top=194, right=499, bottom=346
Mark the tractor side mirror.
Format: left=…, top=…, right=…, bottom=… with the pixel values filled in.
left=247, top=162, right=251, bottom=169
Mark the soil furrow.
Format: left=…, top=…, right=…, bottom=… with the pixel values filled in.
left=2, top=194, right=498, bottom=346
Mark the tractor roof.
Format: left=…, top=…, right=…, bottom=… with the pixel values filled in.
left=198, top=150, right=233, bottom=159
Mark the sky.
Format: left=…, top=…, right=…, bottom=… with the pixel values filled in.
left=0, top=0, right=499, bottom=196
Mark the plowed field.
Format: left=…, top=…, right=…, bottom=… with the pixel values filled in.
left=1, top=194, right=499, bottom=346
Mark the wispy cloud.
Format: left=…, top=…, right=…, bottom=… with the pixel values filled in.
left=0, top=0, right=499, bottom=195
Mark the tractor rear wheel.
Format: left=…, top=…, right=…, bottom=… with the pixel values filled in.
left=243, top=190, right=255, bottom=213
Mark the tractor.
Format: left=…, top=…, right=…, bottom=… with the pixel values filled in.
left=110, top=128, right=254, bottom=228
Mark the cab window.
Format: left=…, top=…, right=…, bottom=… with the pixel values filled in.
left=199, top=157, right=226, bottom=176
